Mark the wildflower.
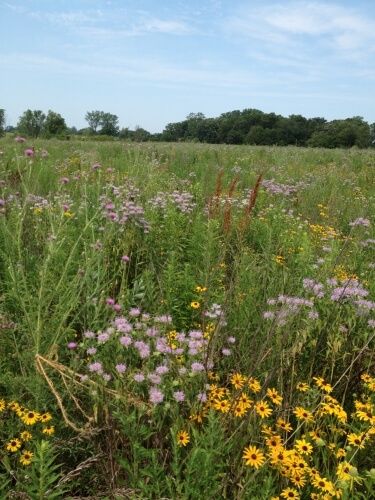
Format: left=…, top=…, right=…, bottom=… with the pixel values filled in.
left=236, top=392, right=252, bottom=410
left=267, top=387, right=283, bottom=405
left=222, top=348, right=231, bottom=356
left=22, top=411, right=40, bottom=425
left=149, top=388, right=164, bottom=404
left=233, top=404, right=247, bottom=417
left=115, top=363, right=127, bottom=373
left=248, top=377, right=261, bottom=392
left=190, top=301, right=200, bottom=309
left=191, top=362, right=205, bottom=372
left=195, top=286, right=207, bottom=292
left=293, top=406, right=314, bottom=422
left=173, top=391, right=186, bottom=402
left=7, top=438, right=22, bottom=452
left=255, top=400, right=272, bottom=418
left=231, top=373, right=245, bottom=389
left=15, top=136, right=26, bottom=142
left=295, top=439, right=313, bottom=455
left=176, top=430, right=190, bottom=446
left=296, top=382, right=309, bottom=392
left=133, top=373, right=145, bottom=382
left=214, top=399, right=231, bottom=413
left=311, top=475, right=334, bottom=493
left=266, top=434, right=283, bottom=451
left=43, top=425, right=55, bottom=435
left=40, top=413, right=52, bottom=423
left=121, top=255, right=130, bottom=262
left=20, top=431, right=32, bottom=441
left=276, top=418, right=293, bottom=432
left=347, top=432, right=366, bottom=449
left=67, top=342, right=77, bottom=349
left=20, top=450, right=34, bottom=466
left=290, top=474, right=306, bottom=488
left=24, top=148, right=34, bottom=156
left=0, top=399, right=5, bottom=412
left=88, top=362, right=103, bottom=373
left=242, top=445, right=266, bottom=469
left=280, top=487, right=300, bottom=499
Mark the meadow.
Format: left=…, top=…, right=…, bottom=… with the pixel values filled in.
left=0, top=137, right=374, bottom=499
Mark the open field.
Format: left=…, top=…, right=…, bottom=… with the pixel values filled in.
left=0, top=138, right=375, bottom=499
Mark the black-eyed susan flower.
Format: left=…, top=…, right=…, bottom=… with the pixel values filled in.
left=22, top=410, right=40, bottom=426
left=242, top=445, right=265, bottom=469
left=0, top=398, right=5, bottom=412
left=20, top=431, right=32, bottom=441
left=266, top=434, right=283, bottom=451
left=231, top=373, right=245, bottom=390
left=267, top=387, right=283, bottom=405
left=290, top=474, right=306, bottom=488
left=42, top=425, right=55, bottom=435
left=20, top=450, right=33, bottom=466
left=280, top=487, right=300, bottom=499
left=293, top=406, right=314, bottom=422
left=40, top=412, right=52, bottom=423
left=311, top=475, right=334, bottom=493
left=255, top=400, right=272, bottom=419
left=176, top=430, right=190, bottom=447
left=296, top=382, right=309, bottom=392
left=6, top=438, right=22, bottom=452
left=347, top=432, right=366, bottom=449
left=236, top=392, right=252, bottom=410
left=276, top=418, right=293, bottom=432
left=248, top=377, right=261, bottom=393
left=295, top=438, right=313, bottom=455
left=233, top=404, right=247, bottom=418
left=214, top=399, right=230, bottom=413
left=190, top=301, right=200, bottom=309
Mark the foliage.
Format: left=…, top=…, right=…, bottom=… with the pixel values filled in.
left=17, top=109, right=46, bottom=138
left=0, top=109, right=5, bottom=137
left=85, top=110, right=120, bottom=136
left=0, top=138, right=375, bottom=497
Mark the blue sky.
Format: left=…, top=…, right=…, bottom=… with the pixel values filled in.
left=2, top=0, right=375, bottom=133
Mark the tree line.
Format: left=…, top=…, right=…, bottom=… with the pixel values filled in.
left=1, top=108, right=374, bottom=148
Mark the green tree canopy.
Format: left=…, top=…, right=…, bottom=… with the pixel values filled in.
left=43, top=110, right=67, bottom=138
left=17, top=110, right=46, bottom=138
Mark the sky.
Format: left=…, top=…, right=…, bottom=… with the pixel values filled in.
left=1, top=0, right=375, bottom=133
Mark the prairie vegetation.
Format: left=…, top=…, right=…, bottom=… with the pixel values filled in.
left=0, top=138, right=374, bottom=499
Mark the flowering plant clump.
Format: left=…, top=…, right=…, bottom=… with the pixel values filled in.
left=0, top=398, right=54, bottom=468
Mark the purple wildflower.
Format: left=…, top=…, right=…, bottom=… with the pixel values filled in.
left=88, top=361, right=103, bottom=373
left=191, top=362, right=205, bottom=372
left=155, top=365, right=169, bottom=374
left=59, top=177, right=69, bottom=183
left=87, top=347, right=97, bottom=355
left=25, top=149, right=34, bottom=156
left=149, top=387, right=164, bottom=404
left=67, top=342, right=77, bottom=349
left=121, top=255, right=130, bottom=262
left=97, top=332, right=110, bottom=343
left=103, top=373, right=111, bottom=382
left=134, top=373, right=145, bottom=382
left=41, top=150, right=48, bottom=157
left=119, top=335, right=132, bottom=346
left=115, top=363, right=127, bottom=373
left=148, top=373, right=162, bottom=385
left=222, top=348, right=231, bottom=356
left=92, top=163, right=100, bottom=169
left=197, top=393, right=207, bottom=402
left=106, top=298, right=115, bottom=306
left=84, top=331, right=95, bottom=339
left=15, top=136, right=25, bottom=142
left=173, top=391, right=185, bottom=402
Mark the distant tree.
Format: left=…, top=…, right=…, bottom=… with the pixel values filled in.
left=85, top=111, right=103, bottom=134
left=307, top=117, right=370, bottom=148
left=99, top=112, right=119, bottom=136
left=43, top=110, right=67, bottom=138
left=370, top=123, right=375, bottom=145
left=134, top=126, right=150, bottom=142
left=0, top=109, right=5, bottom=137
left=17, top=110, right=45, bottom=138
left=119, top=127, right=134, bottom=140
left=67, top=126, right=78, bottom=135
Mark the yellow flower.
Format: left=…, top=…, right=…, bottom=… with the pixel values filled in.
left=0, top=399, right=5, bottom=412
left=236, top=392, right=253, bottom=410
left=195, top=286, right=207, bottom=292
left=290, top=473, right=306, bottom=488
left=20, top=431, right=32, bottom=441
left=293, top=406, right=314, bottom=422
left=295, top=439, right=313, bottom=455
left=280, top=487, right=300, bottom=499
left=242, top=445, right=266, bottom=469
left=22, top=410, right=40, bottom=425
left=190, top=301, right=200, bottom=309
left=255, top=400, right=273, bottom=419
left=233, top=404, right=247, bottom=418
left=176, top=430, right=190, bottom=447
left=231, top=373, right=245, bottom=389
left=248, top=377, right=261, bottom=393
left=276, top=418, right=293, bottom=432
left=266, top=434, right=283, bottom=451
left=43, top=425, right=55, bottom=435
left=347, top=432, right=366, bottom=449
left=20, top=450, right=34, bottom=466
left=296, top=382, right=309, bottom=392
left=213, top=399, right=230, bottom=413
left=6, top=438, right=22, bottom=452
left=267, top=388, right=283, bottom=405
left=40, top=412, right=52, bottom=423
left=311, top=475, right=334, bottom=493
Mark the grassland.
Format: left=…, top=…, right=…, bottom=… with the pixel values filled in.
left=0, top=138, right=375, bottom=499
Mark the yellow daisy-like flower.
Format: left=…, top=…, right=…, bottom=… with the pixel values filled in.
left=236, top=392, right=253, bottom=410
left=6, top=438, right=22, bottom=452
left=8, top=401, right=20, bottom=412
left=242, top=445, right=266, bottom=469
left=293, top=406, right=314, bottom=422
left=266, top=434, right=283, bottom=451
left=233, top=404, right=247, bottom=418
left=20, top=431, right=32, bottom=441
left=209, top=384, right=225, bottom=400
left=267, top=387, right=283, bottom=405
left=355, top=409, right=375, bottom=424
left=176, top=430, right=190, bottom=447
left=0, top=398, right=6, bottom=412
left=190, top=301, right=200, bottom=309
left=347, top=432, right=366, bottom=449
left=280, top=487, right=300, bottom=499
left=255, top=400, right=273, bottom=419
left=214, top=398, right=231, bottom=413
left=16, top=406, right=27, bottom=418
left=311, top=475, right=334, bottom=493
left=22, top=410, right=40, bottom=425
left=248, top=377, right=262, bottom=393
left=276, top=418, right=293, bottom=432
left=296, top=382, right=309, bottom=392
left=295, top=439, right=313, bottom=455
left=231, top=373, right=245, bottom=390
left=40, top=412, right=52, bottom=423
left=290, top=473, right=306, bottom=488
left=43, top=425, right=55, bottom=435
left=20, top=450, right=34, bottom=466
left=195, top=286, right=207, bottom=292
